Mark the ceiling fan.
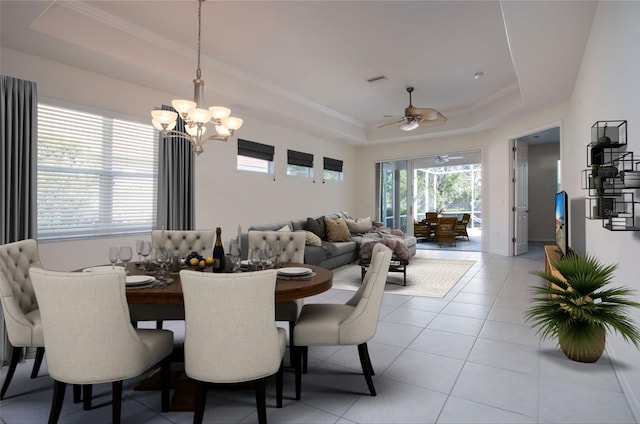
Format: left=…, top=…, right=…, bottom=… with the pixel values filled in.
left=434, top=154, right=463, bottom=164
left=377, top=86, right=447, bottom=131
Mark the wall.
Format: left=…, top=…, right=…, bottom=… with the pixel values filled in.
left=1, top=47, right=357, bottom=271
left=563, top=2, right=640, bottom=418
left=528, top=142, right=560, bottom=242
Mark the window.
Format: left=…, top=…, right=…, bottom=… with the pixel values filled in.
left=287, top=149, right=314, bottom=178
left=37, top=103, right=158, bottom=240
left=323, top=157, right=343, bottom=181
left=237, top=138, right=274, bottom=173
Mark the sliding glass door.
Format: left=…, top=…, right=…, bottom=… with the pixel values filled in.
left=378, top=160, right=410, bottom=233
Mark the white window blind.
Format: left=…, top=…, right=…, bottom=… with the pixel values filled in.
left=37, top=103, right=158, bottom=240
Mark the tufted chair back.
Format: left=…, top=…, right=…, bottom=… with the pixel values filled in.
left=248, top=231, right=306, bottom=264
left=150, top=230, right=215, bottom=259
left=0, top=239, right=44, bottom=347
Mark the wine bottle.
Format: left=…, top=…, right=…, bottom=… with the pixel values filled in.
left=212, top=227, right=225, bottom=273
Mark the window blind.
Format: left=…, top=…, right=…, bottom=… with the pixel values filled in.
left=287, top=149, right=314, bottom=168
left=37, top=103, right=158, bottom=240
left=323, top=157, right=343, bottom=172
left=238, top=138, right=274, bottom=161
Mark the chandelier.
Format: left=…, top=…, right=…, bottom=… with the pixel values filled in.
left=150, top=0, right=243, bottom=155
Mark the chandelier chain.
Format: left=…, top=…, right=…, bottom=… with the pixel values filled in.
left=196, top=0, right=203, bottom=80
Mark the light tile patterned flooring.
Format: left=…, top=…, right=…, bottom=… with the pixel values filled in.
left=1, top=245, right=638, bottom=423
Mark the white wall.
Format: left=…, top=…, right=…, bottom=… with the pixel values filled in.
left=1, top=47, right=357, bottom=271
left=563, top=2, right=640, bottom=418
left=528, top=142, right=560, bottom=242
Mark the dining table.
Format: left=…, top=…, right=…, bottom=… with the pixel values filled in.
left=117, top=261, right=333, bottom=411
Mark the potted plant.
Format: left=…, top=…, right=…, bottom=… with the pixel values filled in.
left=525, top=252, right=640, bottom=363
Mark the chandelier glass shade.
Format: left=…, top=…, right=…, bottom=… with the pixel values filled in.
left=150, top=0, right=242, bottom=155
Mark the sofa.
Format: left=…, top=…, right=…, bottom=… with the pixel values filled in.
left=236, top=212, right=417, bottom=270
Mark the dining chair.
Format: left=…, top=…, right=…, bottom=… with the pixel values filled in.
left=425, top=212, right=439, bottom=240
left=29, top=268, right=174, bottom=424
left=248, top=230, right=306, bottom=366
left=150, top=229, right=215, bottom=260
left=292, top=243, right=392, bottom=399
left=455, top=213, right=471, bottom=240
left=435, top=216, right=458, bottom=247
left=0, top=239, right=45, bottom=400
left=180, top=269, right=287, bottom=424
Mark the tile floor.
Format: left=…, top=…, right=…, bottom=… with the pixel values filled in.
left=1, top=244, right=638, bottom=423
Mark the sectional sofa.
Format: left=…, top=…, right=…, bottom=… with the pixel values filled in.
left=236, top=212, right=417, bottom=270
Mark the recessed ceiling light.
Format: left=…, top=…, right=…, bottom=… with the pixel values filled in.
left=474, top=72, right=484, bottom=80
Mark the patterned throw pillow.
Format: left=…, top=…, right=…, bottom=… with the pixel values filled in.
left=324, top=217, right=351, bottom=242
left=297, top=230, right=322, bottom=246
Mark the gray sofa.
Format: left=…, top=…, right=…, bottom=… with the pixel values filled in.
left=237, top=212, right=416, bottom=270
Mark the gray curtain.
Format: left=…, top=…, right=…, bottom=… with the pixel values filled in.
left=0, top=75, right=38, bottom=364
left=156, top=105, right=195, bottom=230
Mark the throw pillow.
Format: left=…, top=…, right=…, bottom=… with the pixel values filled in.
left=277, top=224, right=291, bottom=232
left=305, top=216, right=326, bottom=240
left=324, top=217, right=351, bottom=242
left=345, top=216, right=373, bottom=233
left=297, top=230, right=322, bottom=246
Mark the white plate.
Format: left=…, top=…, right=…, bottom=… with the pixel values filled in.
left=82, top=265, right=124, bottom=273
left=277, top=267, right=313, bottom=277
left=126, top=275, right=154, bottom=286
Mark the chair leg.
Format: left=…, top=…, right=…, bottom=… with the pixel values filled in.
left=73, top=384, right=82, bottom=403
left=276, top=361, right=283, bottom=408
left=48, top=380, right=66, bottom=424
left=0, top=346, right=21, bottom=399
left=302, top=346, right=308, bottom=374
left=194, top=381, right=208, bottom=424
left=255, top=377, right=267, bottom=424
left=294, top=346, right=302, bottom=400
left=112, top=380, right=123, bottom=424
left=156, top=320, right=164, bottom=329
left=357, top=343, right=376, bottom=396
left=160, top=356, right=171, bottom=412
left=288, top=321, right=296, bottom=367
left=31, top=347, right=45, bottom=378
left=83, top=384, right=92, bottom=410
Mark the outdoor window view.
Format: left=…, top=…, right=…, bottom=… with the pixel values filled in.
left=378, top=153, right=482, bottom=250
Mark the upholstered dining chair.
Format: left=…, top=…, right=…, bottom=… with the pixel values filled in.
left=435, top=217, right=458, bottom=247
left=292, top=243, right=392, bottom=399
left=0, top=239, right=45, bottom=400
left=29, top=268, right=174, bottom=424
left=150, top=229, right=215, bottom=260
left=248, top=230, right=306, bottom=366
left=180, top=269, right=286, bottom=424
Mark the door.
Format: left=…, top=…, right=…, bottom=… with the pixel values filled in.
left=379, top=160, right=409, bottom=233
left=514, top=139, right=529, bottom=255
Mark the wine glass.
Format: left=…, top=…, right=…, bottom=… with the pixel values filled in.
left=273, top=241, right=283, bottom=268
left=156, top=248, right=171, bottom=281
left=139, top=241, right=152, bottom=271
left=136, top=240, right=145, bottom=266
left=263, top=244, right=275, bottom=268
left=249, top=248, right=263, bottom=271
left=118, top=246, right=133, bottom=274
left=109, top=247, right=119, bottom=270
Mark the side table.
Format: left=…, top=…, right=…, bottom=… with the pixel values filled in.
left=357, top=258, right=409, bottom=286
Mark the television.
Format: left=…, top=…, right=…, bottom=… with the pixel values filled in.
left=555, top=191, right=569, bottom=256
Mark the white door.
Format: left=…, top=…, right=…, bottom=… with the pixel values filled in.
left=514, top=139, right=529, bottom=255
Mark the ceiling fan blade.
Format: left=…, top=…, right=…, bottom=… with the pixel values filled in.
left=377, top=119, right=405, bottom=128
left=417, top=112, right=447, bottom=126
left=383, top=114, right=404, bottom=118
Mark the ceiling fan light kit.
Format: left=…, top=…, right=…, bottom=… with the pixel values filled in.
left=377, top=86, right=447, bottom=131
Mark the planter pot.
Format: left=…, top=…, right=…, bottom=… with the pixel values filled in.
left=559, top=325, right=606, bottom=363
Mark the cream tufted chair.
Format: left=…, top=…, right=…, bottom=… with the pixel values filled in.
left=248, top=230, right=306, bottom=366
left=293, top=243, right=392, bottom=399
left=180, top=270, right=287, bottom=424
left=150, top=229, right=215, bottom=260
left=0, top=239, right=45, bottom=399
left=30, top=268, right=174, bottom=424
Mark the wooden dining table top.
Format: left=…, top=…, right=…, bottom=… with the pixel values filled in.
left=124, top=262, right=333, bottom=305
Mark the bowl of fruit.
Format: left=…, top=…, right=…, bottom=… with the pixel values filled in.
left=185, top=251, right=214, bottom=271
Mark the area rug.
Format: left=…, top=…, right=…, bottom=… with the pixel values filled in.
left=331, top=258, right=476, bottom=298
